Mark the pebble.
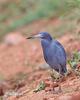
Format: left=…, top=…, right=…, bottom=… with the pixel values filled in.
left=40, top=64, right=49, bottom=70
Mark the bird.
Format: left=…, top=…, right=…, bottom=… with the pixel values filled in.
left=27, top=32, right=67, bottom=93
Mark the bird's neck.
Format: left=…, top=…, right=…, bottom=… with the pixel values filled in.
left=45, top=35, right=52, bottom=41
left=41, top=39, right=51, bottom=49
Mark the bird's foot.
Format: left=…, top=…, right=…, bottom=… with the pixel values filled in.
left=51, top=88, right=58, bottom=94
left=51, top=89, right=62, bottom=94
left=51, top=90, right=57, bottom=94
left=57, top=89, right=62, bottom=93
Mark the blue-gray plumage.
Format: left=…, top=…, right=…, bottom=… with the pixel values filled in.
left=27, top=32, right=67, bottom=93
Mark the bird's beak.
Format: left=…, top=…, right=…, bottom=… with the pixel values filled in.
left=27, top=34, right=43, bottom=39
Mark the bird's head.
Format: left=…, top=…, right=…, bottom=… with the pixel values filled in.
left=27, top=32, right=52, bottom=40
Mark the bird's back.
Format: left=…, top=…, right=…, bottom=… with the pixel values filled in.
left=41, top=39, right=67, bottom=75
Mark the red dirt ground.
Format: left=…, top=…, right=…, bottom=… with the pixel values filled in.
left=0, top=19, right=80, bottom=100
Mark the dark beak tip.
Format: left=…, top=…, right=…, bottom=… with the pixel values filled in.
left=26, top=36, right=32, bottom=39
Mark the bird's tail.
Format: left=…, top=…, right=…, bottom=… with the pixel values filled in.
left=61, top=65, right=67, bottom=76
left=63, top=65, right=67, bottom=73
left=60, top=72, right=65, bottom=76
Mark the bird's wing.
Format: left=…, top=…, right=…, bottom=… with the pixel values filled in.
left=51, top=40, right=67, bottom=73
left=53, top=40, right=66, bottom=61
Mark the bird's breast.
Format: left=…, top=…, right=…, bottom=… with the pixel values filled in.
left=42, top=45, right=57, bottom=66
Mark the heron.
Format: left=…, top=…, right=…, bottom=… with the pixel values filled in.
left=27, top=32, right=67, bottom=93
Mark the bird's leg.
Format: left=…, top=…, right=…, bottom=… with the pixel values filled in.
left=50, top=69, right=56, bottom=93
left=58, top=67, right=62, bottom=93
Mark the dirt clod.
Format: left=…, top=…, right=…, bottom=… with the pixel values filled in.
left=44, top=81, right=51, bottom=87
left=45, top=87, right=51, bottom=92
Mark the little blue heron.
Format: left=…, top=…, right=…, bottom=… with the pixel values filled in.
left=27, top=32, right=67, bottom=93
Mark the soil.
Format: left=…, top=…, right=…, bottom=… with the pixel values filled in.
left=0, top=18, right=80, bottom=100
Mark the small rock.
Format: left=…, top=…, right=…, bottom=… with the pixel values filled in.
left=25, top=60, right=30, bottom=66
left=4, top=33, right=24, bottom=46
left=40, top=64, right=49, bottom=70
